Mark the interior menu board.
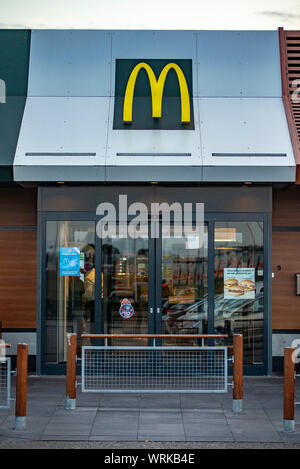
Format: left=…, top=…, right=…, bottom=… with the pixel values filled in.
left=224, top=268, right=255, bottom=299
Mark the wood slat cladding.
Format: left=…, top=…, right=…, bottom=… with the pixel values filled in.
left=0, top=188, right=37, bottom=329
left=273, top=187, right=300, bottom=329
left=273, top=186, right=300, bottom=226
left=272, top=231, right=300, bottom=330
left=0, top=230, right=37, bottom=328
left=279, top=28, right=300, bottom=182
left=0, top=188, right=37, bottom=226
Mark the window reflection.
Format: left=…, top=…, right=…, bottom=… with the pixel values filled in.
left=161, top=226, right=208, bottom=345
left=214, top=222, right=264, bottom=365
left=45, top=221, right=95, bottom=364
left=44, top=219, right=265, bottom=369
left=102, top=238, right=149, bottom=346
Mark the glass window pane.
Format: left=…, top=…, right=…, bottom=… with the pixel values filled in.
left=45, top=221, right=95, bottom=364
left=102, top=236, right=149, bottom=346
left=214, top=221, right=264, bottom=365
left=161, top=224, right=208, bottom=345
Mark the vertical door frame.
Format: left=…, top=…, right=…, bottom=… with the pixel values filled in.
left=148, top=232, right=157, bottom=345
left=155, top=227, right=163, bottom=343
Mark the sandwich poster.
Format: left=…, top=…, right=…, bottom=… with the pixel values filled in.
left=224, top=268, right=255, bottom=299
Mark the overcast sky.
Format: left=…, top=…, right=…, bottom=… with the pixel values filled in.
left=0, top=0, right=299, bottom=30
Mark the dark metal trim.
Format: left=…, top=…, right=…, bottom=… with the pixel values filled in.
left=0, top=226, right=36, bottom=230
left=265, top=212, right=273, bottom=376
left=95, top=227, right=102, bottom=340
left=273, top=226, right=300, bottom=231
left=116, top=153, right=192, bottom=157
left=212, top=153, right=287, bottom=157
left=25, top=153, right=97, bottom=157
left=37, top=209, right=45, bottom=376
left=148, top=230, right=156, bottom=346
left=155, top=221, right=162, bottom=343
left=207, top=219, right=215, bottom=336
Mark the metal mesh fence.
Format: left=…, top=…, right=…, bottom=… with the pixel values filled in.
left=0, top=357, right=11, bottom=408
left=82, top=346, right=227, bottom=393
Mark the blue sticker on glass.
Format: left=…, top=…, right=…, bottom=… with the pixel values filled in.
left=119, top=298, right=134, bottom=319
left=60, top=247, right=81, bottom=276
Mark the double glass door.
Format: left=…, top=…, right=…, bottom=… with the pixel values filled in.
left=102, top=224, right=208, bottom=346
left=43, top=217, right=266, bottom=373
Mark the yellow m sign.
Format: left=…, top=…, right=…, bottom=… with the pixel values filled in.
left=123, top=62, right=191, bottom=124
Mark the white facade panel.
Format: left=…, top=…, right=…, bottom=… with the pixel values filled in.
left=28, top=30, right=112, bottom=97
left=111, top=30, right=198, bottom=97
left=106, top=97, right=201, bottom=166
left=14, top=97, right=110, bottom=168
left=2, top=332, right=36, bottom=356
left=197, top=31, right=281, bottom=97
left=273, top=334, right=300, bottom=357
left=199, top=97, right=295, bottom=167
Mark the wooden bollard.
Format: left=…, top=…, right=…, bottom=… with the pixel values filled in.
left=66, top=333, right=77, bottom=410
left=233, top=334, right=243, bottom=413
left=15, top=343, right=28, bottom=430
left=283, top=347, right=295, bottom=432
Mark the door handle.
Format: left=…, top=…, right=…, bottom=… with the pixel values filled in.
left=156, top=308, right=160, bottom=314
left=149, top=308, right=154, bottom=314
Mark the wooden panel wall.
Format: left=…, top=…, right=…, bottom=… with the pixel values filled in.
left=0, top=230, right=37, bottom=328
left=273, top=187, right=300, bottom=330
left=273, top=186, right=300, bottom=226
left=0, top=188, right=37, bottom=226
left=0, top=188, right=37, bottom=329
left=272, top=232, right=300, bottom=330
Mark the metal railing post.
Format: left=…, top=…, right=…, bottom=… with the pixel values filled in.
left=233, top=334, right=243, bottom=413
left=283, top=347, right=295, bottom=432
left=66, top=333, right=77, bottom=410
left=15, top=343, right=28, bottom=430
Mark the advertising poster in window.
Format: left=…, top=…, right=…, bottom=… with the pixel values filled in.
left=59, top=247, right=81, bottom=276
left=224, top=268, right=255, bottom=299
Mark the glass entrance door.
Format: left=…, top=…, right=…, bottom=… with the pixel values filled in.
left=101, top=224, right=209, bottom=347
left=214, top=221, right=265, bottom=366
left=102, top=235, right=154, bottom=346
left=157, top=225, right=209, bottom=345
left=44, top=220, right=96, bottom=368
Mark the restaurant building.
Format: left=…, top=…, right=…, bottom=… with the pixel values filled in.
left=0, top=28, right=300, bottom=375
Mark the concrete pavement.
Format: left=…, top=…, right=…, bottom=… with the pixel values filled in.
left=0, top=376, right=300, bottom=444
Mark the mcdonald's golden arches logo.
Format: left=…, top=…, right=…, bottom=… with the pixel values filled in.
left=113, top=59, right=194, bottom=130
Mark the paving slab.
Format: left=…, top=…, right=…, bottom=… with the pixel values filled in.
left=91, top=410, right=139, bottom=437
left=42, top=435, right=90, bottom=441
left=90, top=435, right=140, bottom=441
left=230, top=431, right=283, bottom=443
left=0, top=375, right=300, bottom=443
left=183, top=421, right=233, bottom=439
